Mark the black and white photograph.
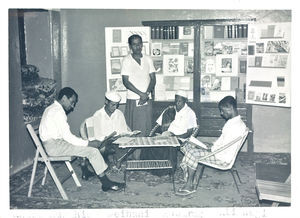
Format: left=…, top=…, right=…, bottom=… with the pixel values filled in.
left=5, top=3, right=298, bottom=218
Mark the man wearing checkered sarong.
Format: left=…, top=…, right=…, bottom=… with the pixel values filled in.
left=178, top=96, right=247, bottom=196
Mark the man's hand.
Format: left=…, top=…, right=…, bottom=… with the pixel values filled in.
left=138, top=92, right=149, bottom=105
left=88, top=140, right=102, bottom=148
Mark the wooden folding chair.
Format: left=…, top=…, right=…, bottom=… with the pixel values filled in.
left=26, top=124, right=81, bottom=200
left=194, top=128, right=250, bottom=193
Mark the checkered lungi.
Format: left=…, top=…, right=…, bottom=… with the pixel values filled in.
left=180, top=142, right=213, bottom=171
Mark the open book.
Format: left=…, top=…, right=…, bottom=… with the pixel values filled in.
left=188, top=136, right=209, bottom=150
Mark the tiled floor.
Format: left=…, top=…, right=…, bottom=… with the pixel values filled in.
left=9, top=152, right=290, bottom=209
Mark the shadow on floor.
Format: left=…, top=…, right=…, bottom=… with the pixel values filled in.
left=10, top=152, right=290, bottom=209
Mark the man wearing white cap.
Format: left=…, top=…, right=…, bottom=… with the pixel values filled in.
left=155, top=89, right=197, bottom=138
left=82, top=91, right=132, bottom=169
left=91, top=91, right=131, bottom=141
left=140, top=89, right=198, bottom=175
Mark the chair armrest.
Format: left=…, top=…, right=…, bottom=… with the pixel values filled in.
left=149, top=123, right=160, bottom=137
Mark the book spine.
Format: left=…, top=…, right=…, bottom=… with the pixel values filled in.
left=175, top=26, right=179, bottom=39
left=163, top=26, right=167, bottom=39
left=171, top=26, right=175, bottom=39
left=227, top=25, right=232, bottom=38
left=234, top=25, right=238, bottom=38
left=238, top=25, right=242, bottom=38
left=151, top=26, right=155, bottom=39
left=159, top=26, right=164, bottom=39
left=224, top=25, right=228, bottom=39
left=243, top=24, right=248, bottom=38
left=166, top=26, right=170, bottom=39
left=155, top=26, right=160, bottom=39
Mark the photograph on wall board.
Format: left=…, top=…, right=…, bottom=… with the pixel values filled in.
left=163, top=55, right=185, bottom=76
left=109, top=78, right=127, bottom=91
left=216, top=54, right=238, bottom=77
left=151, top=42, right=162, bottom=56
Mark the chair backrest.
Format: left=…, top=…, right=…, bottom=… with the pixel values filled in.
left=227, top=127, right=250, bottom=168
left=198, top=128, right=250, bottom=169
left=80, top=117, right=95, bottom=140
left=26, top=124, right=50, bottom=161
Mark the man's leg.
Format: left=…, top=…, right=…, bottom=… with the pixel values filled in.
left=44, top=139, right=125, bottom=191
left=179, top=143, right=210, bottom=192
left=180, top=166, right=196, bottom=192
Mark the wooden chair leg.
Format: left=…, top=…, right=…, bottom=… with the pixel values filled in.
left=28, top=150, right=39, bottom=197
left=43, top=160, right=69, bottom=200
left=65, top=161, right=81, bottom=187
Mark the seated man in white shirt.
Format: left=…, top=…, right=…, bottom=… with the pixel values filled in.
left=83, top=91, right=132, bottom=169
left=39, top=87, right=125, bottom=192
left=177, top=96, right=247, bottom=196
left=140, top=89, right=198, bottom=175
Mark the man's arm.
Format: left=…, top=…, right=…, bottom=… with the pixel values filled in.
left=122, top=75, right=148, bottom=105
left=175, top=128, right=194, bottom=139
left=146, top=72, right=156, bottom=100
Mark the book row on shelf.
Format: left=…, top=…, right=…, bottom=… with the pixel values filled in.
left=204, top=24, right=248, bottom=39
left=151, top=26, right=179, bottom=40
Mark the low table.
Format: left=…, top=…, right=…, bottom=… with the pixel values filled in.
left=255, top=163, right=291, bottom=206
left=119, top=136, right=180, bottom=192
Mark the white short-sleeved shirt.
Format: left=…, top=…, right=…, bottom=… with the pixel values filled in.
left=88, top=107, right=130, bottom=141
left=121, top=54, right=155, bottom=100
left=156, top=104, right=197, bottom=136
left=39, top=101, right=88, bottom=147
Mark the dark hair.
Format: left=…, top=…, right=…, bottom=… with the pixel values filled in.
left=218, top=96, right=237, bottom=110
left=128, top=34, right=142, bottom=45
left=58, top=87, right=78, bottom=101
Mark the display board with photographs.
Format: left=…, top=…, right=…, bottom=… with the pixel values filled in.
left=105, top=27, right=150, bottom=103
left=150, top=27, right=194, bottom=102
left=246, top=22, right=291, bottom=107
left=200, top=25, right=248, bottom=102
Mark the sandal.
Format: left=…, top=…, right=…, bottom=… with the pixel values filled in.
left=175, top=189, right=196, bottom=196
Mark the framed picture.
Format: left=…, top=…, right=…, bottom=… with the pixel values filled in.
left=110, top=59, right=122, bottom=74
left=163, top=55, right=185, bottom=76
left=111, top=46, right=120, bottom=57
left=216, top=54, right=238, bottom=77
left=151, top=43, right=162, bottom=56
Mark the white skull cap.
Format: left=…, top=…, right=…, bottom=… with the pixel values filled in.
left=175, top=89, right=188, bottom=98
left=105, top=91, right=121, bottom=103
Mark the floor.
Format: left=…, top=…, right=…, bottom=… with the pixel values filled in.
left=9, top=152, right=291, bottom=209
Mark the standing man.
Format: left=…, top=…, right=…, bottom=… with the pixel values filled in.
left=39, top=87, right=125, bottom=192
left=121, top=34, right=156, bottom=159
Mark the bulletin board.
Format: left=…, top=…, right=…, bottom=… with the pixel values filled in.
left=246, top=23, right=291, bottom=107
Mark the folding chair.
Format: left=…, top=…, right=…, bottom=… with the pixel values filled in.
left=194, top=128, right=250, bottom=193
left=26, top=124, right=81, bottom=200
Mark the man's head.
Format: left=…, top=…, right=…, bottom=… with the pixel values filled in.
left=218, top=96, right=238, bottom=121
left=128, top=34, right=143, bottom=56
left=104, top=91, right=121, bottom=116
left=175, top=90, right=188, bottom=112
left=58, top=87, right=78, bottom=114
